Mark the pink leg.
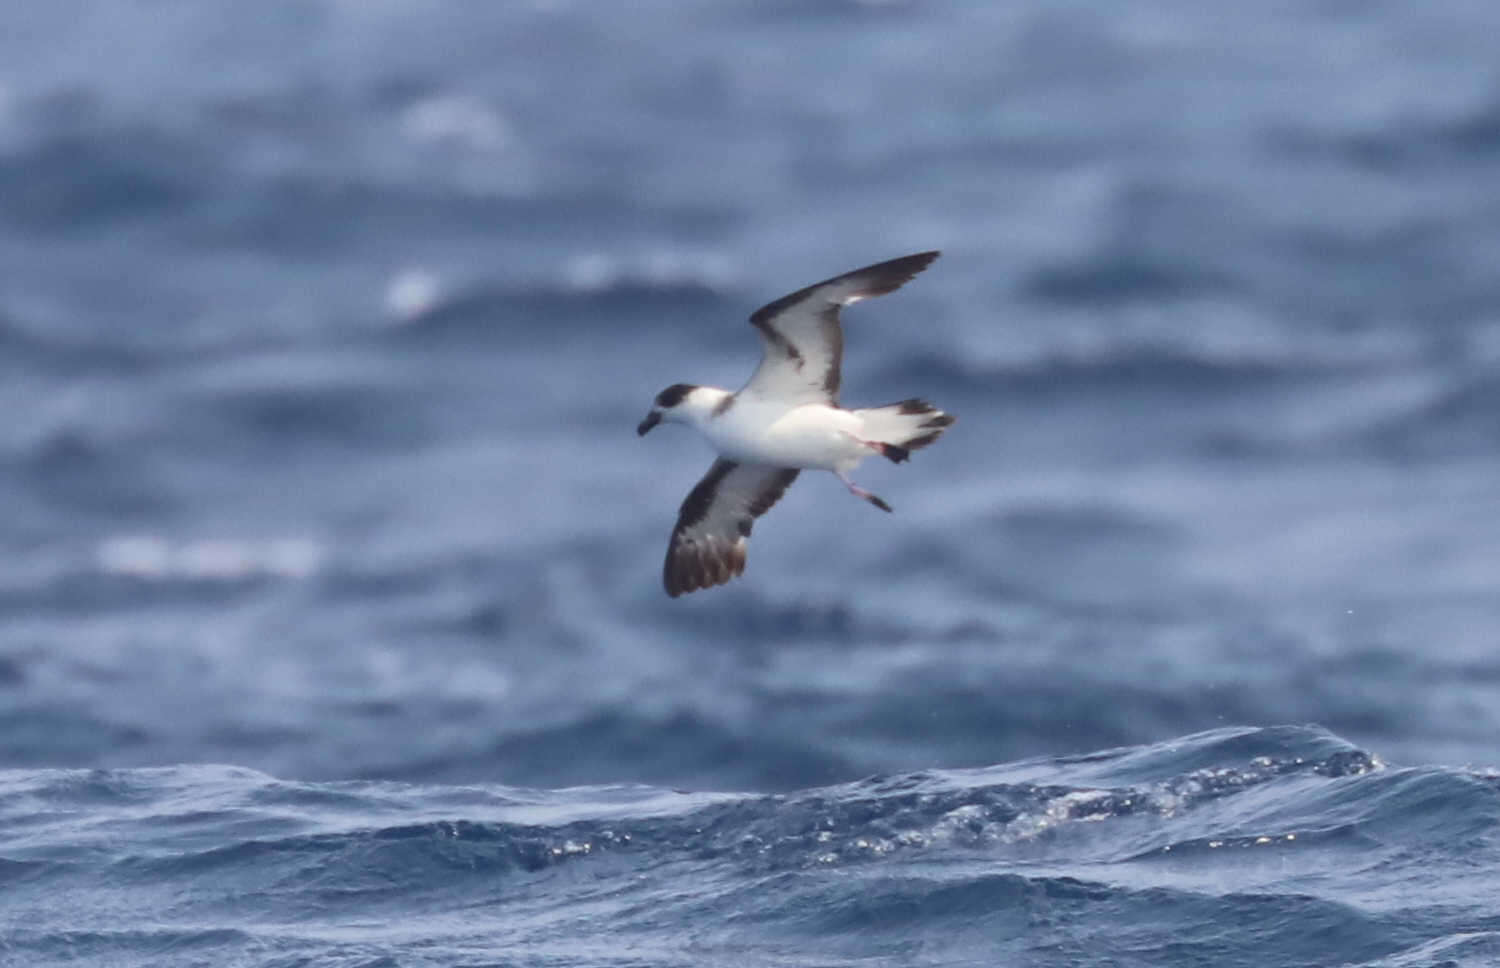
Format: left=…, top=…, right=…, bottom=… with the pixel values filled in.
left=837, top=470, right=892, bottom=513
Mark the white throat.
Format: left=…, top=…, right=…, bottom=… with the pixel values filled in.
left=674, top=386, right=733, bottom=429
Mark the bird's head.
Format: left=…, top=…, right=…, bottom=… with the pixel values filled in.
left=637, top=383, right=705, bottom=436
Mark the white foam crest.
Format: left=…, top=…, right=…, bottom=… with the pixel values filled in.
left=95, top=535, right=325, bottom=581
left=562, top=249, right=735, bottom=294
left=383, top=267, right=445, bottom=323
left=962, top=300, right=1427, bottom=372
left=399, top=94, right=511, bottom=153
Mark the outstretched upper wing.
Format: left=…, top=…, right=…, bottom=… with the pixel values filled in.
left=663, top=459, right=800, bottom=597
left=739, top=251, right=940, bottom=406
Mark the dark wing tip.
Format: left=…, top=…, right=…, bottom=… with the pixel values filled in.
left=851, top=251, right=941, bottom=299
left=749, top=250, right=941, bottom=326
left=880, top=249, right=941, bottom=276
left=663, top=538, right=747, bottom=597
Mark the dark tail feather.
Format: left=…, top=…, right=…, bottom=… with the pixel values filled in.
left=856, top=399, right=956, bottom=456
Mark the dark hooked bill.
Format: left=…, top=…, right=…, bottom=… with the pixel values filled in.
left=637, top=411, right=661, bottom=436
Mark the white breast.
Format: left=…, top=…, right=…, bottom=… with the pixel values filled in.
left=704, top=401, right=867, bottom=471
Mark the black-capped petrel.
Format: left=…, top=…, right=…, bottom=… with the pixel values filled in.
left=637, top=251, right=955, bottom=597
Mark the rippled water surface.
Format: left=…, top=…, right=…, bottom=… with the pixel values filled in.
left=3, top=1, right=1499, bottom=965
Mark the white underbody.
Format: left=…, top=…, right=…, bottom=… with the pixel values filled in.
left=700, top=394, right=872, bottom=472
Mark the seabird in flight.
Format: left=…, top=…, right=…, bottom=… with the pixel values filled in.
left=638, top=251, right=955, bottom=597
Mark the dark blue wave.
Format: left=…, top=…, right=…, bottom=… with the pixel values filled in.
left=2, top=1, right=1499, bottom=964
left=4, top=727, right=1493, bottom=966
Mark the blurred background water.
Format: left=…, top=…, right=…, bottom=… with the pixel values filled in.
left=2, top=1, right=1499, bottom=965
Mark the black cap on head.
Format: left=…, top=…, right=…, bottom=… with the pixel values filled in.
left=654, top=383, right=697, bottom=409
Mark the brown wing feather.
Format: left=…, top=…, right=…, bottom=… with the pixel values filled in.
left=663, top=460, right=800, bottom=597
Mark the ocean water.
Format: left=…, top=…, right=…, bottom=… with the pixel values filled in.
left=3, top=1, right=1500, bottom=965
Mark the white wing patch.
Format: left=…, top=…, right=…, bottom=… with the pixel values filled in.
left=739, top=251, right=940, bottom=407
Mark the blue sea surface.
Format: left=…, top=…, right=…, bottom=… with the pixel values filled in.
left=3, top=1, right=1500, bottom=965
